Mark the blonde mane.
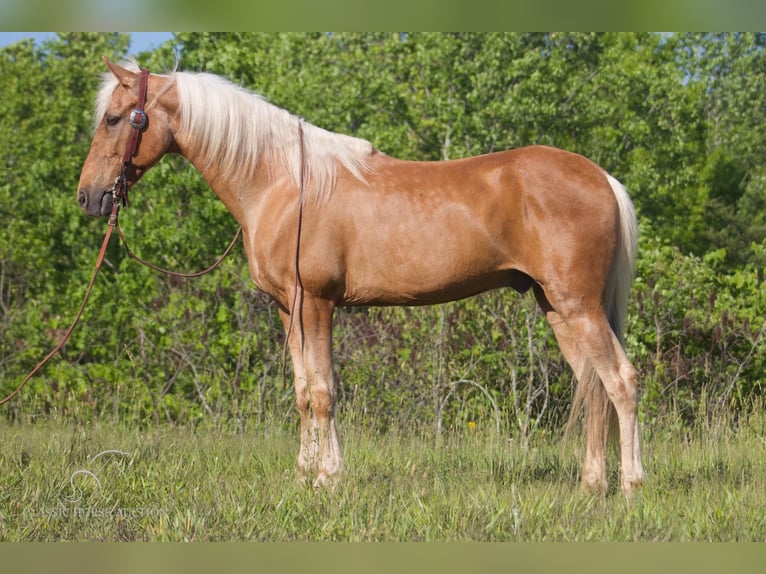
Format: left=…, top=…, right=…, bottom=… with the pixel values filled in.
left=95, top=62, right=375, bottom=202
left=174, top=71, right=374, bottom=201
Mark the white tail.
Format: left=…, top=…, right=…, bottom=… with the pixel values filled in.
left=603, top=173, right=638, bottom=345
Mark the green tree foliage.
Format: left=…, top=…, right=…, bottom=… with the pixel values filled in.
left=0, top=33, right=763, bottom=432
left=678, top=33, right=766, bottom=268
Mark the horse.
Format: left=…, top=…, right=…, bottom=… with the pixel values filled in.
left=77, top=58, right=644, bottom=493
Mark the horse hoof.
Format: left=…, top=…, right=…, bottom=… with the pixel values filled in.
left=312, top=472, right=341, bottom=491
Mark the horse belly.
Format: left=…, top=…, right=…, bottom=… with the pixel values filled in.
left=341, top=225, right=521, bottom=306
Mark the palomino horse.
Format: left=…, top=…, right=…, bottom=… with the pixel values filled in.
left=78, top=58, right=644, bottom=493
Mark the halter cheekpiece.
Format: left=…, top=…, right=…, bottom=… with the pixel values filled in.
left=109, top=66, right=150, bottom=220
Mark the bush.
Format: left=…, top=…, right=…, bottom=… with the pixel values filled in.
left=1, top=33, right=764, bottom=436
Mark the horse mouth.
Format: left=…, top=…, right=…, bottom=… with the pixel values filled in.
left=99, top=191, right=114, bottom=217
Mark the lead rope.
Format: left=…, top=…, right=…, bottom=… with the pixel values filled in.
left=0, top=213, right=242, bottom=406
left=116, top=223, right=242, bottom=278
left=0, top=207, right=244, bottom=407
left=281, top=119, right=307, bottom=387
left=0, top=202, right=121, bottom=406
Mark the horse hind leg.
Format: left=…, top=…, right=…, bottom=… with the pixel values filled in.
left=563, top=311, right=644, bottom=493
left=534, top=287, right=610, bottom=493
left=535, top=287, right=644, bottom=493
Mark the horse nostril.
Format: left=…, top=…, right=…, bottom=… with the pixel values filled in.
left=77, top=190, right=87, bottom=209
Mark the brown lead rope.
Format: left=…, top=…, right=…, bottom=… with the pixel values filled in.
left=0, top=205, right=120, bottom=406
left=115, top=223, right=242, bottom=278
left=0, top=69, right=150, bottom=407
left=0, top=211, right=242, bottom=406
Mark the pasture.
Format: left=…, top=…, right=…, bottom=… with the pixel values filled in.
left=2, top=33, right=766, bottom=550
left=2, top=408, right=765, bottom=542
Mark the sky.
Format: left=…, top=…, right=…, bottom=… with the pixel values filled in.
left=0, top=32, right=173, bottom=55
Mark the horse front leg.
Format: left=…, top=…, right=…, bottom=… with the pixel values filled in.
left=279, top=297, right=343, bottom=488
left=279, top=309, right=316, bottom=484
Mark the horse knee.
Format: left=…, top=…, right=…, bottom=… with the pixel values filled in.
left=310, top=386, right=336, bottom=419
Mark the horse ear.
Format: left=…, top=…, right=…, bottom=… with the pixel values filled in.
left=102, top=56, right=138, bottom=89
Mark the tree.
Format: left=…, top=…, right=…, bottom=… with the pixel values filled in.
left=1, top=32, right=763, bottom=428
left=677, top=33, right=766, bottom=268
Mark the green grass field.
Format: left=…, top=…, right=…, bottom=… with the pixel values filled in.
left=1, top=410, right=765, bottom=542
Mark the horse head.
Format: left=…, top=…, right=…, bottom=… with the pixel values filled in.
left=77, top=58, right=177, bottom=216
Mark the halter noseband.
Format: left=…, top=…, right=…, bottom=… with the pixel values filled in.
left=109, top=67, right=150, bottom=222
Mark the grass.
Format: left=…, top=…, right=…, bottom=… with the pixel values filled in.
left=1, top=410, right=765, bottom=541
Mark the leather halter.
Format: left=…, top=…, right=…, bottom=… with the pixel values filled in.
left=109, top=67, right=150, bottom=223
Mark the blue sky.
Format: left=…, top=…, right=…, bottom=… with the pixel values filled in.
left=0, top=32, right=173, bottom=55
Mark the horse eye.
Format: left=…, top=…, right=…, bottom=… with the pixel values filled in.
left=105, top=114, right=120, bottom=127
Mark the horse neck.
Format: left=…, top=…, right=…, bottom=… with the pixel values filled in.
left=172, top=126, right=291, bottom=224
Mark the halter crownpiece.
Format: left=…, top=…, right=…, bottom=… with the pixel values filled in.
left=110, top=66, right=150, bottom=219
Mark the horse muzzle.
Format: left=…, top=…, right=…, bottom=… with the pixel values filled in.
left=77, top=187, right=114, bottom=217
